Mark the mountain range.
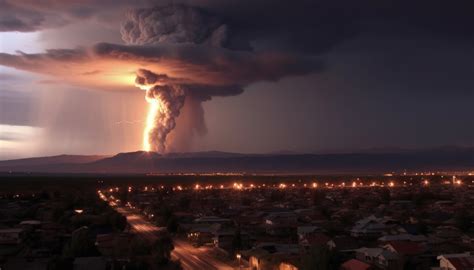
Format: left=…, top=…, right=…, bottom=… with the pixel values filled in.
left=0, top=147, right=473, bottom=174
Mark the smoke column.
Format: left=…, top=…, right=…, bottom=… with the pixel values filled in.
left=135, top=69, right=185, bottom=153
left=122, top=5, right=249, bottom=152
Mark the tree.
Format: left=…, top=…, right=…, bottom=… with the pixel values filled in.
left=301, top=245, right=337, bottom=270
left=178, top=197, right=191, bottom=209
left=167, top=216, right=179, bottom=233
left=313, top=190, right=326, bottom=206
left=40, top=190, right=51, bottom=200
left=125, top=260, right=149, bottom=270
left=232, top=229, right=242, bottom=253
left=455, top=210, right=472, bottom=232
left=47, top=256, right=73, bottom=270
left=63, top=226, right=99, bottom=258
left=128, top=237, right=150, bottom=257
left=151, top=236, right=174, bottom=265
left=380, top=188, right=391, bottom=204
left=108, top=211, right=127, bottom=231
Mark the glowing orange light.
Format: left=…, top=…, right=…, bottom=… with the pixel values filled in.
left=143, top=98, right=161, bottom=152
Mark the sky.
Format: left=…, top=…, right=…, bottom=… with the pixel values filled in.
left=1, top=0, right=474, bottom=159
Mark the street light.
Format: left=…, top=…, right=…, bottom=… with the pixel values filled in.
left=236, top=253, right=242, bottom=270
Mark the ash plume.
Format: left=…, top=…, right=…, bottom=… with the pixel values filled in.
left=135, top=68, right=171, bottom=85
left=127, top=5, right=250, bottom=152
left=121, top=5, right=227, bottom=47
left=136, top=69, right=185, bottom=153
left=120, top=4, right=249, bottom=50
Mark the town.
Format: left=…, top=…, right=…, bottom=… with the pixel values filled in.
left=0, top=175, right=473, bottom=270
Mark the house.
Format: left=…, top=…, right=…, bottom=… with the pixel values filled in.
left=436, top=253, right=474, bottom=270
left=20, top=220, right=42, bottom=227
left=355, top=247, right=402, bottom=270
left=246, top=247, right=300, bottom=270
left=95, top=233, right=134, bottom=257
left=0, top=228, right=23, bottom=245
left=340, top=259, right=373, bottom=270
left=351, top=216, right=390, bottom=238
left=297, top=226, right=321, bottom=240
left=383, top=241, right=425, bottom=256
left=333, top=236, right=360, bottom=252
left=356, top=248, right=384, bottom=263
left=299, top=233, right=335, bottom=250
left=188, top=226, right=215, bottom=246
left=279, top=258, right=300, bottom=270
left=378, top=234, right=427, bottom=243
left=194, top=216, right=231, bottom=225
left=377, top=250, right=403, bottom=270
left=212, top=229, right=250, bottom=250
left=246, top=248, right=272, bottom=270
left=265, top=212, right=297, bottom=226
left=435, top=226, right=463, bottom=239
left=73, top=256, right=107, bottom=270
left=264, top=212, right=298, bottom=236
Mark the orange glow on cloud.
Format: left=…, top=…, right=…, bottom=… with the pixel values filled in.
left=143, top=99, right=159, bottom=151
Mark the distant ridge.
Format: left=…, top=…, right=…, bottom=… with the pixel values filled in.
left=0, top=154, right=107, bottom=167
left=0, top=147, right=473, bottom=174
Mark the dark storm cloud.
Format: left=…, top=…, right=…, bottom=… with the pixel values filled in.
left=0, top=42, right=323, bottom=90
left=194, top=0, right=474, bottom=51
left=0, top=0, right=150, bottom=32
left=121, top=5, right=223, bottom=46
left=183, top=84, right=244, bottom=101
left=121, top=4, right=250, bottom=50
left=0, top=16, right=42, bottom=32
left=0, top=0, right=64, bottom=32
left=3, top=0, right=474, bottom=55
left=93, top=42, right=322, bottom=84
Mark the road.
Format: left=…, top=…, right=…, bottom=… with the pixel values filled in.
left=116, top=206, right=235, bottom=270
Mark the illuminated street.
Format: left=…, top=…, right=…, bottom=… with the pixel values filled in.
left=116, top=207, right=164, bottom=241
left=116, top=206, right=235, bottom=270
